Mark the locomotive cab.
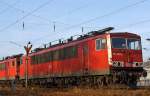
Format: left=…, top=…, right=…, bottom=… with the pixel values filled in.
left=108, top=32, right=145, bottom=84
left=110, top=33, right=143, bottom=68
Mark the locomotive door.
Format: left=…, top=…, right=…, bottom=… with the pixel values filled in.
left=5, top=61, right=9, bottom=80
left=82, top=43, right=89, bottom=75
left=16, top=58, right=20, bottom=79
left=48, top=52, right=53, bottom=76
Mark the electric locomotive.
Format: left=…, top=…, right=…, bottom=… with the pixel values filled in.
left=0, top=27, right=146, bottom=87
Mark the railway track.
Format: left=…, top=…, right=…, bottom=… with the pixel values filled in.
left=0, top=85, right=150, bottom=96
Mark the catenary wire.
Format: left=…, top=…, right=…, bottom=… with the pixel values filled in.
left=31, top=0, right=149, bottom=44
left=0, top=0, right=19, bottom=15
left=61, top=0, right=148, bottom=31
left=0, top=0, right=55, bottom=33
left=0, top=0, right=70, bottom=26
left=115, top=19, right=150, bottom=31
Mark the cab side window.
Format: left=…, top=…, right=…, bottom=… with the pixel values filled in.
left=0, top=63, right=5, bottom=70
left=12, top=61, right=15, bottom=67
left=96, top=38, right=106, bottom=50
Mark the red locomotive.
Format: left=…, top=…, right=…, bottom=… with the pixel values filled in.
left=0, top=27, right=146, bottom=87
left=0, top=54, right=22, bottom=85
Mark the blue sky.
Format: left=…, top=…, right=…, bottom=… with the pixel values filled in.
left=0, top=0, right=150, bottom=61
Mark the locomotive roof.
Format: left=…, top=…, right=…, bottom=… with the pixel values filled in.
left=30, top=32, right=141, bottom=56
left=0, top=54, right=23, bottom=62
left=30, top=27, right=114, bottom=55
left=110, top=32, right=141, bottom=39
left=110, top=32, right=140, bottom=37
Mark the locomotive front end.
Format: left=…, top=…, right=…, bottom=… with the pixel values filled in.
left=109, top=33, right=146, bottom=84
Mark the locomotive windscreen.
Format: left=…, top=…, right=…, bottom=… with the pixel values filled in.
left=111, top=38, right=126, bottom=49
left=127, top=39, right=141, bottom=50
left=111, top=38, right=141, bottom=50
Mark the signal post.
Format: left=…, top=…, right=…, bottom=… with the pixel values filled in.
left=24, top=42, right=32, bottom=88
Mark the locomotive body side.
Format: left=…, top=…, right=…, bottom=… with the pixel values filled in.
left=0, top=60, right=7, bottom=80
left=18, top=32, right=145, bottom=86
left=23, top=34, right=110, bottom=80
left=6, top=58, right=17, bottom=80
left=19, top=56, right=32, bottom=79
left=87, top=34, right=110, bottom=75
left=0, top=55, right=22, bottom=81
left=0, top=58, right=18, bottom=81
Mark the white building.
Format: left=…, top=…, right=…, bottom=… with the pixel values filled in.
left=137, top=61, right=150, bottom=86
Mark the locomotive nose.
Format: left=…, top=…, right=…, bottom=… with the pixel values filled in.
left=125, top=50, right=143, bottom=67
left=112, top=49, right=143, bottom=68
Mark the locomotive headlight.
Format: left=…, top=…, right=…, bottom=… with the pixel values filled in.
left=112, top=61, right=124, bottom=67
left=133, top=62, right=142, bottom=67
